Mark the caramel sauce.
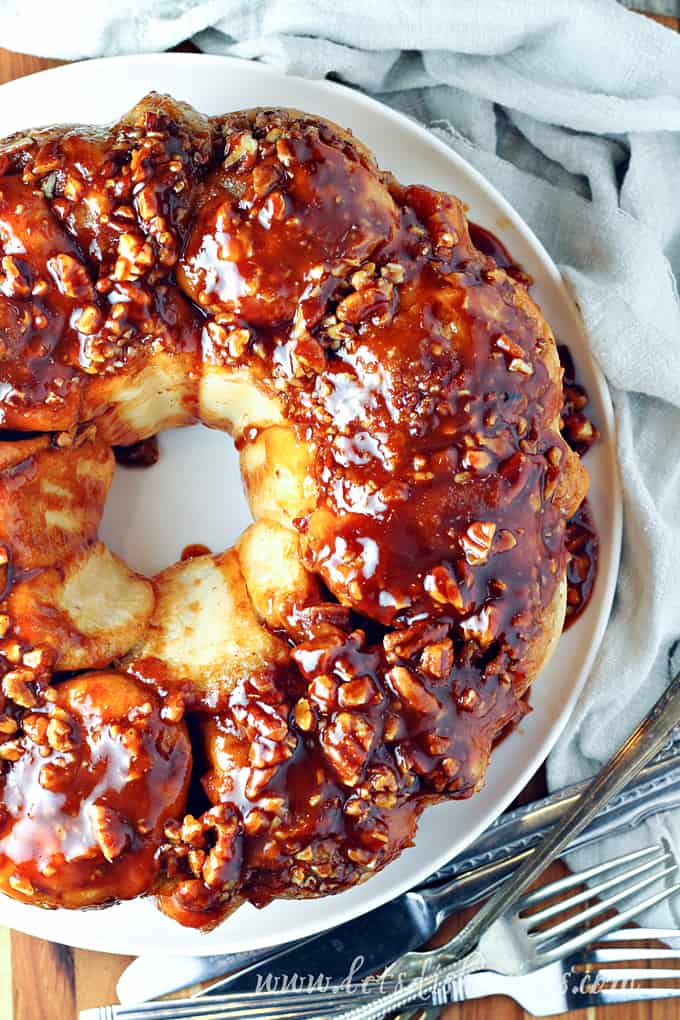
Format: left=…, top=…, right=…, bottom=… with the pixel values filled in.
left=0, top=98, right=598, bottom=927
left=559, top=344, right=600, bottom=457
left=181, top=543, right=212, bottom=560
left=557, top=344, right=600, bottom=628
left=0, top=673, right=191, bottom=909
left=114, top=436, right=160, bottom=469
left=468, top=222, right=533, bottom=287
left=563, top=499, right=599, bottom=629
left=0, top=176, right=84, bottom=430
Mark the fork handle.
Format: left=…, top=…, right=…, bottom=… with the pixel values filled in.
left=333, top=948, right=487, bottom=1020
left=450, top=668, right=680, bottom=960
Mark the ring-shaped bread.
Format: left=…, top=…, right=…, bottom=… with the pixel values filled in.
left=0, top=95, right=588, bottom=927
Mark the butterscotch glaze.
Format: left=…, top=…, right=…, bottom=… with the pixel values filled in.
left=0, top=95, right=593, bottom=928
left=0, top=672, right=191, bottom=909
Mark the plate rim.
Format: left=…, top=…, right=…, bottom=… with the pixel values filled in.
left=0, top=51, right=623, bottom=955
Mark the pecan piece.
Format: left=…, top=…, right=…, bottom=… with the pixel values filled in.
left=337, top=675, right=381, bottom=709
left=89, top=804, right=130, bottom=863
left=224, top=131, right=258, bottom=171
left=336, top=284, right=391, bottom=325
left=293, top=698, right=315, bottom=732
left=0, top=255, right=32, bottom=298
left=47, top=253, right=93, bottom=300
left=0, top=740, right=24, bottom=762
left=461, top=521, right=496, bottom=566
left=386, top=666, right=440, bottom=715
left=459, top=604, right=500, bottom=650
left=252, top=161, right=283, bottom=197
left=419, top=638, right=454, bottom=681
left=2, top=669, right=37, bottom=709
left=424, top=564, right=465, bottom=610
left=383, top=620, right=449, bottom=664
left=292, top=603, right=351, bottom=641
left=321, top=712, right=374, bottom=787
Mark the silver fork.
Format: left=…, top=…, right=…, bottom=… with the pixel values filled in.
left=337, top=668, right=680, bottom=1020
left=423, top=927, right=680, bottom=1017
left=81, top=930, right=680, bottom=1020
left=80, top=845, right=680, bottom=1020
left=333, top=843, right=680, bottom=1020
left=81, top=927, right=680, bottom=1020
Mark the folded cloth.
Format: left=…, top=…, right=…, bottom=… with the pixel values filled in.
left=3, top=0, right=680, bottom=925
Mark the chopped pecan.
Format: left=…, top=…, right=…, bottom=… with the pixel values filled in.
left=457, top=687, right=481, bottom=712
left=461, top=521, right=496, bottom=566
left=245, top=765, right=277, bottom=800
left=201, top=806, right=242, bottom=890
left=249, top=736, right=293, bottom=770
left=293, top=698, right=315, bottom=732
left=337, top=675, right=381, bottom=709
left=0, top=255, right=31, bottom=298
left=386, top=666, right=440, bottom=716
left=459, top=604, right=500, bottom=650
left=22, top=713, right=48, bottom=745
left=39, top=760, right=74, bottom=792
left=2, top=669, right=38, bottom=709
left=243, top=808, right=270, bottom=836
left=419, top=638, right=454, bottom=681
left=495, top=334, right=524, bottom=358
left=509, top=357, right=533, bottom=376
left=0, top=740, right=24, bottom=762
left=383, top=620, right=449, bottom=664
left=224, top=131, right=258, bottom=171
left=462, top=448, right=493, bottom=472
left=424, top=564, right=465, bottom=610
left=89, top=804, right=130, bottom=863
left=252, top=161, right=283, bottom=197
left=46, top=253, right=92, bottom=299
left=22, top=647, right=50, bottom=671
left=381, top=262, right=405, bottom=284
left=290, top=334, right=326, bottom=376
left=321, top=712, right=374, bottom=787
left=336, top=284, right=392, bottom=325
left=237, top=700, right=288, bottom=743
left=114, top=232, right=154, bottom=281
left=291, top=602, right=351, bottom=641
left=308, top=674, right=338, bottom=712
left=383, top=712, right=402, bottom=742
left=0, top=716, right=17, bottom=736
left=74, top=304, right=103, bottom=335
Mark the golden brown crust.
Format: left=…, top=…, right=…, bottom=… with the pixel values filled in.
left=0, top=433, right=114, bottom=571
left=0, top=95, right=591, bottom=928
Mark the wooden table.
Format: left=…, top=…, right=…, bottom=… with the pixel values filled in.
left=1, top=14, right=679, bottom=1016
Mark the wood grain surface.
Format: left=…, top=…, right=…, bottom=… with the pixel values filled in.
left=1, top=13, right=679, bottom=1017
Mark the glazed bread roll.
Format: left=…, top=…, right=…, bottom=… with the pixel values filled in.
left=0, top=94, right=588, bottom=927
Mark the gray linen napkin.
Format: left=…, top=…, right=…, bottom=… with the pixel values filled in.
left=2, top=0, right=680, bottom=924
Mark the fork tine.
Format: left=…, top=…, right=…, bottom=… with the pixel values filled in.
left=524, top=852, right=673, bottom=927
left=518, top=846, right=661, bottom=909
left=594, top=988, right=680, bottom=1004
left=590, top=947, right=680, bottom=961
left=539, top=878, right=680, bottom=962
left=598, top=927, right=680, bottom=941
left=590, top=967, right=680, bottom=981
left=534, top=864, right=678, bottom=943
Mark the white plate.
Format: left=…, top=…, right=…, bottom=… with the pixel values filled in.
left=0, top=54, right=621, bottom=956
